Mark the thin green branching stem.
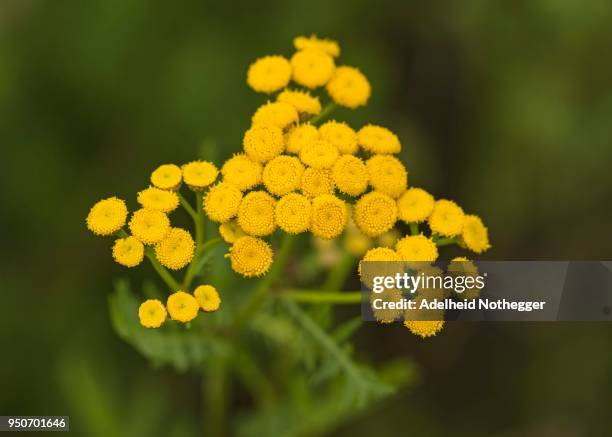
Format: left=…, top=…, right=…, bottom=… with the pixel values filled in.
left=309, top=102, right=337, bottom=125
left=409, top=223, right=419, bottom=236
left=179, top=192, right=198, bottom=221
left=182, top=191, right=205, bottom=290
left=282, top=290, right=362, bottom=305
left=435, top=236, right=459, bottom=247
left=201, top=237, right=222, bottom=252
left=203, top=355, right=228, bottom=437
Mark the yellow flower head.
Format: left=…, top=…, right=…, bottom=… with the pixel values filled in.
left=397, top=188, right=434, bottom=224
left=344, top=217, right=373, bottom=256
left=154, top=227, right=195, bottom=270
left=299, top=140, right=340, bottom=169
left=354, top=191, right=398, bottom=237
left=358, top=246, right=401, bottom=287
left=310, top=194, right=347, bottom=239
left=357, top=125, right=401, bottom=154
left=218, top=219, right=246, bottom=244
left=285, top=123, right=320, bottom=154
left=243, top=125, right=285, bottom=163
left=461, top=214, right=491, bottom=254
left=129, top=208, right=170, bottom=244
left=138, top=299, right=167, bottom=328
left=86, top=197, right=128, bottom=236
left=377, top=229, right=400, bottom=248
left=300, top=167, right=334, bottom=198
left=291, top=49, right=335, bottom=89
left=275, top=192, right=311, bottom=234
left=326, top=66, right=371, bottom=109
left=318, top=120, right=358, bottom=154
left=151, top=164, right=182, bottom=190
left=194, top=285, right=221, bottom=312
left=332, top=155, right=368, bottom=196
left=237, top=191, right=277, bottom=236
left=137, top=187, right=179, bottom=213
left=372, top=288, right=404, bottom=324
left=229, top=236, right=273, bottom=278
left=395, top=234, right=439, bottom=262
left=221, top=153, right=263, bottom=191
left=166, top=291, right=199, bottom=323
left=404, top=320, right=445, bottom=338
left=262, top=155, right=305, bottom=196
left=293, top=35, right=340, bottom=57
left=182, top=160, right=218, bottom=190
left=277, top=89, right=321, bottom=115
left=112, top=236, right=144, bottom=267
left=428, top=199, right=465, bottom=237
left=247, top=55, right=292, bottom=93
left=366, top=154, right=408, bottom=199
left=448, top=257, right=481, bottom=300
left=204, top=182, right=243, bottom=223
left=252, top=101, right=299, bottom=129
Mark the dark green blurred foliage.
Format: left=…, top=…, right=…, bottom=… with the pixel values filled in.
left=1, top=0, right=612, bottom=436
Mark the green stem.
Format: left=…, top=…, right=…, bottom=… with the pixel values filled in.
left=179, top=192, right=198, bottom=221
left=182, top=192, right=205, bottom=289
left=144, top=248, right=181, bottom=291
left=309, top=102, right=337, bottom=125
left=409, top=223, right=419, bottom=236
left=203, top=356, right=228, bottom=437
left=282, top=290, right=362, bottom=305
left=201, top=237, right=222, bottom=252
left=435, top=236, right=459, bottom=247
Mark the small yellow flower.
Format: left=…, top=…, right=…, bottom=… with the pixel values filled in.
left=243, top=125, right=285, bottom=163
left=247, top=55, right=292, bottom=93
left=332, top=155, right=368, bottom=196
left=275, top=192, right=311, bottom=234
left=204, top=182, right=243, bottom=223
left=461, top=215, right=491, bottom=253
left=277, top=89, right=321, bottom=115
left=318, top=120, right=358, bottom=154
left=300, top=167, right=334, bottom=198
left=326, top=66, right=371, bottom=109
left=182, top=161, right=218, bottom=190
left=137, top=187, right=179, bottom=213
left=194, top=285, right=221, bottom=312
left=154, top=227, right=195, bottom=270
left=344, top=218, right=373, bottom=256
left=448, top=257, right=481, bottom=300
left=291, top=49, right=335, bottom=89
left=299, top=140, right=340, bottom=169
left=237, top=191, right=277, bottom=237
left=262, top=155, right=305, bottom=196
left=138, top=299, right=167, bottom=328
left=86, top=197, right=128, bottom=236
left=252, top=101, right=299, bottom=129
left=112, top=236, right=144, bottom=267
left=358, top=246, right=401, bottom=287
left=166, top=291, right=199, bottom=323
left=397, top=188, right=434, bottom=224
left=218, top=220, right=246, bottom=244
left=129, top=208, right=170, bottom=244
left=229, top=236, right=273, bottom=278
left=310, top=194, right=347, bottom=239
left=357, top=125, right=401, bottom=154
left=354, top=191, right=398, bottom=237
left=151, top=164, right=182, bottom=190
left=428, top=199, right=465, bottom=237
left=221, top=154, right=263, bottom=191
left=372, top=288, right=404, bottom=323
left=293, top=35, right=340, bottom=57
left=395, top=234, right=438, bottom=262
left=404, top=320, right=445, bottom=338
left=366, top=155, right=408, bottom=199
left=285, top=123, right=320, bottom=154
left=377, top=229, right=400, bottom=248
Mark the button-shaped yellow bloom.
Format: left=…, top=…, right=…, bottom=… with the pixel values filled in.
left=194, top=285, right=221, bottom=312
left=326, top=66, right=371, bottom=109
left=300, top=167, right=334, bottom=198
left=229, top=236, right=273, bottom=278
left=299, top=140, right=339, bottom=169
left=154, top=227, right=195, bottom=270
left=404, top=320, right=445, bottom=338
left=86, top=197, right=128, bottom=236
left=243, top=125, right=285, bottom=163
left=221, top=154, right=263, bottom=191
left=218, top=220, right=246, bottom=244
left=366, top=155, right=408, bottom=199
left=358, top=246, right=402, bottom=288
left=293, top=35, right=340, bottom=57
left=354, top=191, right=398, bottom=237
left=247, top=55, right=292, bottom=94
left=129, top=208, right=170, bottom=244
left=204, top=182, right=243, bottom=223
left=277, top=89, right=321, bottom=115
left=252, top=101, right=299, bottom=129
left=151, top=164, right=182, bottom=190
left=310, top=194, right=347, bottom=239
left=285, top=124, right=320, bottom=154
left=395, top=234, right=438, bottom=263
left=237, top=191, right=277, bottom=237
left=397, top=188, right=434, bottom=224
left=263, top=155, right=305, bottom=196
left=291, top=49, right=335, bottom=89
left=428, top=199, right=465, bottom=237
left=319, top=120, right=358, bottom=154
left=138, top=299, right=167, bottom=328
left=332, top=155, right=368, bottom=196
left=357, top=124, right=401, bottom=154
left=182, top=161, right=218, bottom=190
left=275, top=193, right=311, bottom=234
left=137, top=187, right=179, bottom=213
left=166, top=291, right=199, bottom=323
left=461, top=215, right=491, bottom=254
left=112, top=236, right=144, bottom=267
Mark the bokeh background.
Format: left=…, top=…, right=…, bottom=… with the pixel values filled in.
left=2, top=0, right=612, bottom=435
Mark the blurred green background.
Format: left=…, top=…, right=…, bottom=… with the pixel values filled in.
left=1, top=0, right=612, bottom=435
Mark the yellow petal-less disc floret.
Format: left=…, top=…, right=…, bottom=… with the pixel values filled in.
left=404, top=320, right=445, bottom=338
left=326, top=66, right=371, bottom=109
left=291, top=49, right=335, bottom=89
left=246, top=55, right=292, bottom=94
left=293, top=35, right=340, bottom=57
left=395, top=234, right=439, bottom=262
left=354, top=191, right=398, bottom=237
left=138, top=299, right=167, bottom=328
left=137, top=187, right=179, bottom=213
left=262, top=155, right=305, bottom=196
left=366, top=154, right=408, bottom=199
left=318, top=120, right=358, bottom=154
left=277, top=89, right=321, bottom=115
left=310, top=194, right=347, bottom=239
left=151, top=164, right=182, bottom=190
left=428, top=199, right=465, bottom=237
left=397, top=188, right=434, bottom=223
left=229, top=236, right=273, bottom=278
left=204, top=182, right=243, bottom=223
left=300, top=167, right=334, bottom=198
left=166, top=291, right=199, bottom=323
left=358, top=247, right=401, bottom=274
left=332, top=155, right=368, bottom=196
left=461, top=214, right=491, bottom=254
left=129, top=208, right=171, bottom=245
left=243, top=125, right=285, bottom=163
left=112, top=236, right=144, bottom=267
left=221, top=154, right=263, bottom=191
left=86, top=197, right=128, bottom=236
left=182, top=161, right=218, bottom=190
left=237, top=191, right=277, bottom=237
left=357, top=125, right=401, bottom=154
left=358, top=246, right=402, bottom=288
left=285, top=124, right=320, bottom=154
left=299, top=140, right=340, bottom=169
left=194, top=285, right=221, bottom=312
left=252, top=101, right=299, bottom=129
left=275, top=193, right=311, bottom=234
left=154, top=227, right=195, bottom=270
left=372, top=288, right=404, bottom=324
left=218, top=220, right=246, bottom=244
